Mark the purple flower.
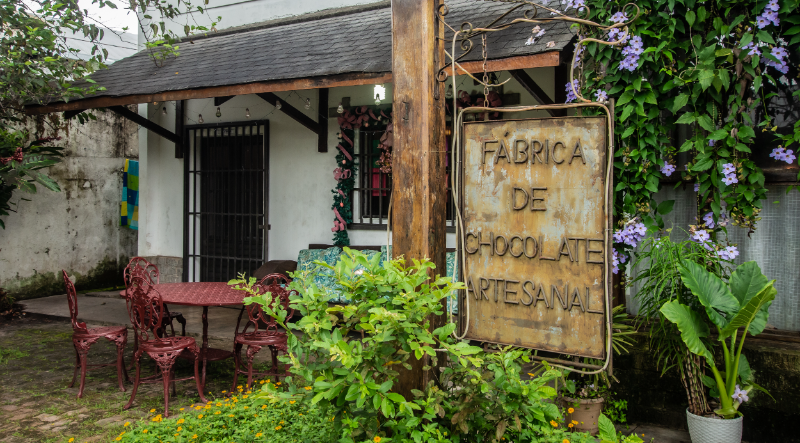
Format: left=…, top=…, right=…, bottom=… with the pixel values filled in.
left=732, top=385, right=749, bottom=404
left=772, top=46, right=789, bottom=60
left=610, top=11, right=628, bottom=23
left=566, top=0, right=586, bottom=12
left=703, top=212, right=715, bottom=228
left=708, top=139, right=715, bottom=147
left=766, top=0, right=779, bottom=11
left=693, top=229, right=710, bottom=243
left=607, top=28, right=629, bottom=44
left=770, top=147, right=796, bottom=164
left=742, top=42, right=761, bottom=57
left=756, top=16, right=769, bottom=28
left=613, top=220, right=647, bottom=249
left=694, top=183, right=700, bottom=192
left=722, top=163, right=736, bottom=175
left=565, top=80, right=579, bottom=103
left=718, top=245, right=739, bottom=261
left=722, top=175, right=739, bottom=186
left=595, top=90, right=608, bottom=102
left=612, top=249, right=626, bottom=274
left=661, top=163, right=676, bottom=176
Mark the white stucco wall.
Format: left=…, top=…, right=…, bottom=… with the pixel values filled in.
left=138, top=68, right=557, bottom=275
left=0, top=111, right=139, bottom=298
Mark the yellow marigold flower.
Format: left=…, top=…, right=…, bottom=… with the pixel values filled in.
left=177, top=419, right=185, bottom=424
left=256, top=433, right=263, bottom=437
left=527, top=373, right=535, bottom=376
left=572, top=420, right=578, bottom=425
left=276, top=382, right=281, bottom=386
left=275, top=426, right=282, bottom=430
left=567, top=408, right=574, bottom=414
left=244, top=406, right=249, bottom=409
left=304, top=386, right=312, bottom=390
left=215, top=411, right=221, bottom=415
left=174, top=433, right=179, bottom=437
left=374, top=437, right=382, bottom=443
left=262, top=405, right=267, bottom=409
left=177, top=427, right=182, bottom=432
left=115, top=438, right=121, bottom=442
left=216, top=402, right=222, bottom=406
left=222, top=390, right=227, bottom=393
left=180, top=408, right=185, bottom=411
left=198, top=415, right=204, bottom=419
left=550, top=420, right=558, bottom=427
left=568, top=423, right=574, bottom=428
left=563, top=440, right=570, bottom=443
left=229, top=414, right=235, bottom=417
left=243, top=395, right=249, bottom=399
left=290, top=400, right=296, bottom=404
left=69, top=439, right=75, bottom=443
left=150, top=409, right=156, bottom=413
left=192, top=435, right=197, bottom=439
left=246, top=391, right=252, bottom=394
left=280, top=421, right=284, bottom=424
left=142, top=430, right=148, bottom=433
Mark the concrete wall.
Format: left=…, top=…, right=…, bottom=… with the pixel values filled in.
left=0, top=110, right=139, bottom=299
left=137, top=68, right=557, bottom=278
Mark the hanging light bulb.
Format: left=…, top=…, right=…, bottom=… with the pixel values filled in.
left=337, top=102, right=344, bottom=114
left=336, top=131, right=341, bottom=139
left=275, top=100, right=282, bottom=110
left=445, top=84, right=453, bottom=99
left=162, top=106, right=167, bottom=115
left=245, top=108, right=251, bottom=118
left=153, top=101, right=158, bottom=106
left=198, top=114, right=204, bottom=123
left=304, top=98, right=311, bottom=110
left=216, top=107, right=222, bottom=118
left=375, top=93, right=381, bottom=106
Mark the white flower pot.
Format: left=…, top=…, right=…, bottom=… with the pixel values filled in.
left=686, top=408, right=743, bottom=443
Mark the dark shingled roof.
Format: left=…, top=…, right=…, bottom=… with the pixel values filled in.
left=83, top=0, right=575, bottom=98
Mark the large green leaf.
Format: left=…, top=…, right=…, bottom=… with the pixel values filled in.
left=598, top=414, right=617, bottom=442
left=719, top=281, right=776, bottom=339
left=678, top=261, right=739, bottom=329
left=660, top=301, right=713, bottom=362
left=729, top=261, right=769, bottom=305
left=749, top=300, right=773, bottom=336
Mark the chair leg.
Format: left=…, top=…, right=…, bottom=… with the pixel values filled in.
left=69, top=347, right=80, bottom=389
left=162, top=366, right=172, bottom=417
left=77, top=350, right=89, bottom=398
left=231, top=342, right=242, bottom=392
left=115, top=339, right=127, bottom=392
left=124, top=354, right=142, bottom=411
left=246, top=345, right=262, bottom=389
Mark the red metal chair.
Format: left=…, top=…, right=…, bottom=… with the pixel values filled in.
left=123, top=257, right=186, bottom=337
left=123, top=276, right=207, bottom=417
left=231, top=273, right=295, bottom=389
left=62, top=270, right=128, bottom=398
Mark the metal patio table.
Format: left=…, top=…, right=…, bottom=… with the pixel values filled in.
left=122, top=282, right=246, bottom=387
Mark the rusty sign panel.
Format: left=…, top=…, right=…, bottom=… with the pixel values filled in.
left=461, top=117, right=608, bottom=358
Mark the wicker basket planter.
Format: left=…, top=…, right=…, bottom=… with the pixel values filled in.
left=686, top=408, right=743, bottom=443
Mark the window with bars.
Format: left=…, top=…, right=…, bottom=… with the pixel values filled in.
left=350, top=129, right=457, bottom=231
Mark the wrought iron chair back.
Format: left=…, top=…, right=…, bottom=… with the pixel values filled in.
left=242, top=273, right=295, bottom=335
left=126, top=276, right=166, bottom=343
left=123, top=257, right=160, bottom=298
left=62, top=270, right=88, bottom=334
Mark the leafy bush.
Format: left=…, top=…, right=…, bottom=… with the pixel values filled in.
left=233, top=249, right=601, bottom=443
left=115, top=381, right=336, bottom=443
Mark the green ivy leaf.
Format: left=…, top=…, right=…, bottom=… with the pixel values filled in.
left=672, top=94, right=689, bottom=112
left=697, top=114, right=715, bottom=131
left=756, top=30, right=775, bottom=44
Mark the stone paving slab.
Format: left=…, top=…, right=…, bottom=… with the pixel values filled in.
left=20, top=294, right=244, bottom=340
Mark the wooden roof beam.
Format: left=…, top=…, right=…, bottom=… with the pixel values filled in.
left=108, top=105, right=181, bottom=144
left=508, top=69, right=565, bottom=117
left=441, top=52, right=560, bottom=77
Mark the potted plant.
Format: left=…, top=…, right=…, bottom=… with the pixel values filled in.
left=660, top=260, right=775, bottom=443
left=560, top=305, right=635, bottom=435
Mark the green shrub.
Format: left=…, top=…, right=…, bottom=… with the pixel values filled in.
left=114, top=381, right=336, bottom=443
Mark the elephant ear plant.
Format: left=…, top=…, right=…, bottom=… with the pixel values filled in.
left=660, top=261, right=775, bottom=419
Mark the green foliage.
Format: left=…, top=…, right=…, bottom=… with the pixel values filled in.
left=232, top=249, right=599, bottom=443
left=604, top=398, right=628, bottom=424
left=0, top=129, right=64, bottom=228
left=598, top=413, right=644, bottom=443
left=116, top=384, right=337, bottom=442
left=0, top=347, right=28, bottom=364
left=661, top=260, right=775, bottom=418
left=576, top=0, right=800, bottom=263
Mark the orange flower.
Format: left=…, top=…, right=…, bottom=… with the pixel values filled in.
left=374, top=437, right=382, bottom=443
left=568, top=423, right=574, bottom=428
left=550, top=420, right=558, bottom=427
left=567, top=408, right=574, bottom=413
left=563, top=440, right=570, bottom=443
left=275, top=426, right=283, bottom=430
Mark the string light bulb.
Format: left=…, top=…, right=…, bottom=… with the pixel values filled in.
left=304, top=98, right=311, bottom=110
left=245, top=108, right=250, bottom=118
left=216, top=107, right=221, bottom=118
left=445, top=84, right=453, bottom=99
left=198, top=114, right=204, bottom=123
left=337, top=102, right=344, bottom=114
left=275, top=100, right=282, bottom=110
left=375, top=93, right=381, bottom=105
left=162, top=107, right=167, bottom=115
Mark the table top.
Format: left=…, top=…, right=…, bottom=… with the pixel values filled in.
left=120, top=282, right=248, bottom=307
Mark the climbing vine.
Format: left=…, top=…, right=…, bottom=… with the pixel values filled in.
left=331, top=106, right=393, bottom=246
left=566, top=0, right=800, bottom=270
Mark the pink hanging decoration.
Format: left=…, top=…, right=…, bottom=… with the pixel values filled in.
left=334, top=167, right=352, bottom=181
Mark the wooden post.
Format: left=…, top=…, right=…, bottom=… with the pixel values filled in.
left=391, top=0, right=447, bottom=398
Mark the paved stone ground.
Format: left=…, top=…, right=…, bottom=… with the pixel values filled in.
left=0, top=316, right=275, bottom=443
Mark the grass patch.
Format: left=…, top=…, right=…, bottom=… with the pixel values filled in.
left=0, top=346, right=28, bottom=363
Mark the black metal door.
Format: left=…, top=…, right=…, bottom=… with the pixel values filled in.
left=183, top=121, right=269, bottom=282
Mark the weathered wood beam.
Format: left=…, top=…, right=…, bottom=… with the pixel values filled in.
left=108, top=105, right=181, bottom=144
left=391, top=0, right=447, bottom=398
left=174, top=100, right=185, bottom=158
left=63, top=109, right=85, bottom=120
left=508, top=69, right=562, bottom=117
left=441, top=52, right=560, bottom=77
left=256, top=92, right=320, bottom=134
left=214, top=96, right=234, bottom=106
left=26, top=72, right=393, bottom=115
left=317, top=88, right=329, bottom=152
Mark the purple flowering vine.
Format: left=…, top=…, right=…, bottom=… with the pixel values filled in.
left=756, top=0, right=780, bottom=29
left=660, top=163, right=676, bottom=177
left=564, top=79, right=579, bottom=103
left=594, top=89, right=608, bottom=102
left=732, top=385, right=749, bottom=404
left=721, top=162, right=738, bottom=186
left=770, top=146, right=796, bottom=164
left=718, top=245, right=740, bottom=261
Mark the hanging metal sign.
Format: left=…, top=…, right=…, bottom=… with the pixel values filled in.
left=460, top=116, right=609, bottom=358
